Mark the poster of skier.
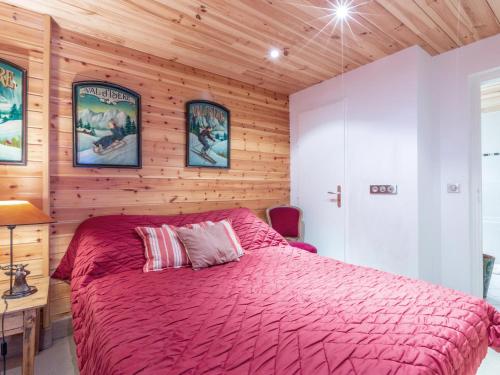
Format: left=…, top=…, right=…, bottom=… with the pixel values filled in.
left=186, top=100, right=230, bottom=168
left=72, top=81, right=141, bottom=168
left=0, top=58, right=27, bottom=165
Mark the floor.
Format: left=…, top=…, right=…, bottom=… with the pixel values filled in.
left=4, top=335, right=500, bottom=374
left=6, top=336, right=78, bottom=375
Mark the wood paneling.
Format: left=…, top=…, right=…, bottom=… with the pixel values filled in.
left=0, top=3, right=290, bottom=322
left=49, top=25, right=289, bottom=320
left=4, top=0, right=500, bottom=93
left=0, top=4, right=50, bottom=292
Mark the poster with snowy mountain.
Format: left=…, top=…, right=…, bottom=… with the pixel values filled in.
left=0, top=59, right=26, bottom=164
left=73, top=82, right=141, bottom=168
left=186, top=100, right=230, bottom=168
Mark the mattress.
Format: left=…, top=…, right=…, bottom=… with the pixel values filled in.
left=53, top=208, right=500, bottom=374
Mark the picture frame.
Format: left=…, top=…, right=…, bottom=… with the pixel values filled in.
left=186, top=100, right=230, bottom=169
left=0, top=58, right=27, bottom=165
left=72, top=81, right=141, bottom=168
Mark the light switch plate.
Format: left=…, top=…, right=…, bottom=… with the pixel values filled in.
left=447, top=183, right=461, bottom=193
left=370, top=185, right=397, bottom=194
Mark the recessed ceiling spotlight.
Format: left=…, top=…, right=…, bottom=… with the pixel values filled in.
left=334, top=2, right=351, bottom=20
left=269, top=48, right=280, bottom=59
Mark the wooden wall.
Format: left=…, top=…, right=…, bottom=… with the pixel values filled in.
left=0, top=6, right=50, bottom=289
left=49, top=26, right=290, bottom=319
left=0, top=3, right=290, bottom=322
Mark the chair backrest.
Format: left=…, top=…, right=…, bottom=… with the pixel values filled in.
left=266, top=205, right=303, bottom=240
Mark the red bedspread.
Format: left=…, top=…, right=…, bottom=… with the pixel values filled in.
left=53, top=208, right=500, bottom=375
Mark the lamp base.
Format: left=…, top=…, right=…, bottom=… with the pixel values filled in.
left=2, top=263, right=37, bottom=299
left=2, top=285, right=37, bottom=299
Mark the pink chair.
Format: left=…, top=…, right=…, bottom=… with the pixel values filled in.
left=266, top=205, right=317, bottom=253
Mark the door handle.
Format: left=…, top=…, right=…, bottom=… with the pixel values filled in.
left=327, top=185, right=342, bottom=208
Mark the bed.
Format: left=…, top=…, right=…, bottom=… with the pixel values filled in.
left=53, top=208, right=500, bottom=375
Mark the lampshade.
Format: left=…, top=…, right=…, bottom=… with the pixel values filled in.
left=0, top=200, right=54, bottom=226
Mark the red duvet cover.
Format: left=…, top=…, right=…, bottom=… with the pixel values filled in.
left=53, top=208, right=500, bottom=375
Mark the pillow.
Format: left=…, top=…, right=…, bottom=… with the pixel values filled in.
left=136, top=225, right=190, bottom=272
left=176, top=220, right=242, bottom=269
left=194, top=219, right=245, bottom=257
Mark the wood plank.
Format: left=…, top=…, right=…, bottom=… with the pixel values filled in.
left=0, top=242, right=43, bottom=264
left=461, top=0, right=500, bottom=38
left=0, top=2, right=44, bottom=30
left=486, top=0, right=500, bottom=24
left=413, top=0, right=477, bottom=46
left=0, top=176, right=43, bottom=195
left=0, top=225, right=46, bottom=246
left=376, top=0, right=457, bottom=53
left=5, top=0, right=499, bottom=93
left=22, top=309, right=37, bottom=375
left=42, top=15, right=51, bottom=215
left=50, top=198, right=284, bottom=221
left=41, top=15, right=52, bottom=329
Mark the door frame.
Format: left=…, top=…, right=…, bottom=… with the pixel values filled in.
left=470, top=69, right=500, bottom=298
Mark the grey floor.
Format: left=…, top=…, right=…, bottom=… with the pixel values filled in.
left=4, top=334, right=500, bottom=374
left=6, top=336, right=78, bottom=375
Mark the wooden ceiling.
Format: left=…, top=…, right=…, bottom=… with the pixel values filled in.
left=5, top=0, right=500, bottom=94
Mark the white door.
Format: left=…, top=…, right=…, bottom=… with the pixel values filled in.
left=296, top=101, right=346, bottom=260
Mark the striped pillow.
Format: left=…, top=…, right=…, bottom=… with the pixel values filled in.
left=136, top=225, right=190, bottom=272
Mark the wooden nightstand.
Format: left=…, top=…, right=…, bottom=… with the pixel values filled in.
left=0, top=277, right=49, bottom=375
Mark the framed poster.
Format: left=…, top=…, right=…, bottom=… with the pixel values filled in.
left=72, top=81, right=141, bottom=168
left=0, top=58, right=27, bottom=165
left=186, top=100, right=230, bottom=168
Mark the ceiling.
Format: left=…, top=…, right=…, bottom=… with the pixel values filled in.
left=6, top=0, right=500, bottom=94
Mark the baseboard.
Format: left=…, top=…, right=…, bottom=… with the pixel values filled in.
left=52, top=315, right=73, bottom=340
left=40, top=315, right=73, bottom=350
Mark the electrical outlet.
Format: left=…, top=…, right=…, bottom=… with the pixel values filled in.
left=370, top=185, right=397, bottom=195
left=447, top=183, right=460, bottom=193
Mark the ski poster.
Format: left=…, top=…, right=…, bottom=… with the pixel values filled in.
left=0, top=58, right=27, bottom=165
left=186, top=100, right=230, bottom=168
left=72, top=81, right=141, bottom=168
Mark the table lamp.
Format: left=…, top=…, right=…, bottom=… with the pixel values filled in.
left=0, top=201, right=55, bottom=299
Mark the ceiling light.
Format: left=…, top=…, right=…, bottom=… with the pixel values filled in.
left=334, top=3, right=350, bottom=20
left=269, top=48, right=280, bottom=59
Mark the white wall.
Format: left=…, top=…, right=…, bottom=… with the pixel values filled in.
left=291, top=47, right=429, bottom=279
left=291, top=33, right=500, bottom=295
left=434, top=34, right=500, bottom=296
left=482, top=111, right=500, bottom=261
